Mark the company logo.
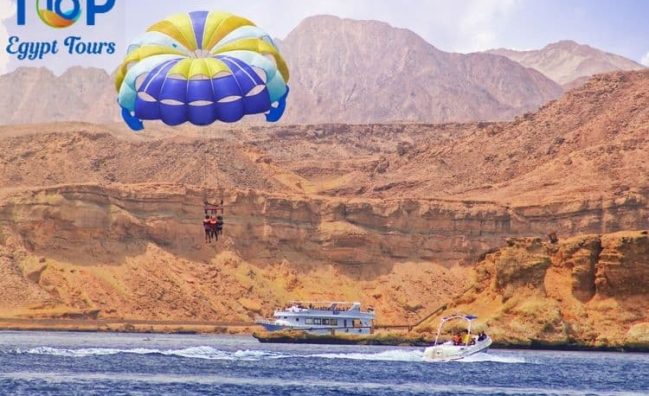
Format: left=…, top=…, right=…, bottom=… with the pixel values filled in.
left=36, top=0, right=82, bottom=28
left=17, top=0, right=116, bottom=27
left=7, top=0, right=118, bottom=60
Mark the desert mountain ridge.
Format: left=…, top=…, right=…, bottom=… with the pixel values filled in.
left=277, top=15, right=562, bottom=124
left=1, top=16, right=643, bottom=126
left=487, top=40, right=645, bottom=88
left=0, top=15, right=566, bottom=125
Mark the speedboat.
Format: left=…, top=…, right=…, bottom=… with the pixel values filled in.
left=423, top=313, right=492, bottom=361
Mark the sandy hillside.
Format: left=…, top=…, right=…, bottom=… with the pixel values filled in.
left=346, top=70, right=649, bottom=205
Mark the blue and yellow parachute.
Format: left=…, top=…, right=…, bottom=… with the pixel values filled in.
left=116, top=11, right=290, bottom=131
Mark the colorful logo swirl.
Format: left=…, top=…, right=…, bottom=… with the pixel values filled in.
left=36, top=0, right=82, bottom=28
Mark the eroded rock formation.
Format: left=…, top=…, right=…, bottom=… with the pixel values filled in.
left=419, top=232, right=649, bottom=349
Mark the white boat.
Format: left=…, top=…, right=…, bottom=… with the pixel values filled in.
left=256, top=301, right=375, bottom=335
left=423, top=314, right=492, bottom=361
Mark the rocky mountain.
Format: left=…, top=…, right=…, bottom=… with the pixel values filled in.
left=0, top=67, right=119, bottom=125
left=3, top=22, right=646, bottom=127
left=0, top=15, right=562, bottom=126
left=279, top=15, right=562, bottom=124
left=488, top=40, right=645, bottom=87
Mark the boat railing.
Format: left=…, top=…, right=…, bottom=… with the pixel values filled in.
left=281, top=301, right=365, bottom=312
left=255, top=318, right=275, bottom=325
left=301, top=325, right=373, bottom=331
left=260, top=324, right=375, bottom=332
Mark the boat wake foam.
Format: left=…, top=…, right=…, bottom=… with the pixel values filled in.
left=311, top=349, right=425, bottom=362
left=17, top=346, right=288, bottom=361
left=17, top=347, right=526, bottom=364
left=456, top=352, right=526, bottom=364
left=312, top=350, right=526, bottom=364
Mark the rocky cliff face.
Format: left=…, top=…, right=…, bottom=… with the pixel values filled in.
left=417, top=232, right=649, bottom=349
left=2, top=182, right=648, bottom=270
left=0, top=184, right=473, bottom=324
left=1, top=181, right=648, bottom=328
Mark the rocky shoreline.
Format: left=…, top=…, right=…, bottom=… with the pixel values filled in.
left=1, top=321, right=647, bottom=352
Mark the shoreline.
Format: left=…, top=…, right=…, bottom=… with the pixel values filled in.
left=1, top=319, right=647, bottom=353
left=491, top=342, right=649, bottom=354
left=0, top=317, right=256, bottom=336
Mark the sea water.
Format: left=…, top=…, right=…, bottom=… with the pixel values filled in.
left=0, top=332, right=647, bottom=395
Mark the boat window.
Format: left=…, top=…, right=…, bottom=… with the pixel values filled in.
left=305, top=318, right=313, bottom=325
left=295, top=318, right=299, bottom=322
left=314, top=318, right=322, bottom=325
left=330, top=319, right=338, bottom=326
left=353, top=319, right=362, bottom=328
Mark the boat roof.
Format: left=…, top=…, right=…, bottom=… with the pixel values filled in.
left=435, top=313, right=479, bottom=329
left=441, top=313, right=478, bottom=321
left=432, top=313, right=481, bottom=344
left=285, top=301, right=366, bottom=309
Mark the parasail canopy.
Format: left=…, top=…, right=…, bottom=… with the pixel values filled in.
left=116, top=10, right=290, bottom=131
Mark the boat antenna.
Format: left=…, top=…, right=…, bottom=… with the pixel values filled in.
left=433, top=317, right=446, bottom=346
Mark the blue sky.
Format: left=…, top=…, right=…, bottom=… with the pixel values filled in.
left=1, top=0, right=648, bottom=75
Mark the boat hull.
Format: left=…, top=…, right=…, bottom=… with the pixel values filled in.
left=423, top=337, right=493, bottom=361
left=253, top=331, right=435, bottom=346
left=260, top=323, right=286, bottom=332
left=259, top=323, right=368, bottom=335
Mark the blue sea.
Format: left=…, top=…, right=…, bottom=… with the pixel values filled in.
left=0, top=332, right=647, bottom=395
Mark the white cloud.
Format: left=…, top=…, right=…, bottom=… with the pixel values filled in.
left=641, top=52, right=649, bottom=67
left=0, top=0, right=15, bottom=74
left=0, top=0, right=12, bottom=19
left=457, top=0, right=521, bottom=52
left=125, top=1, right=523, bottom=53
left=0, top=0, right=527, bottom=75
